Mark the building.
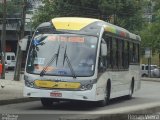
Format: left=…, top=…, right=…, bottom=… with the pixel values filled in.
left=0, top=0, right=43, bottom=53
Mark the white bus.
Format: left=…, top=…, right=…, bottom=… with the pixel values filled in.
left=23, top=17, right=141, bottom=107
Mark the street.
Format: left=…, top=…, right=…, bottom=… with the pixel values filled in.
left=1, top=0, right=160, bottom=120
left=0, top=72, right=160, bottom=120
left=0, top=77, right=160, bottom=114
left=4, top=71, right=24, bottom=80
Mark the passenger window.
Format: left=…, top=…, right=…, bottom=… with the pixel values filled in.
left=7, top=56, right=10, bottom=60
left=98, top=39, right=107, bottom=72
left=145, top=66, right=148, bottom=70
left=118, top=39, right=123, bottom=69
left=112, top=38, right=117, bottom=69
left=106, top=36, right=112, bottom=69
left=142, top=66, right=144, bottom=70
left=11, top=56, right=15, bottom=60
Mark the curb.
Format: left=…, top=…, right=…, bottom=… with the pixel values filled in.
left=98, top=105, right=160, bottom=120
left=97, top=106, right=160, bottom=120
left=59, top=102, right=160, bottom=120
left=0, top=98, right=39, bottom=106
left=141, top=78, right=160, bottom=82
left=59, top=109, right=160, bottom=120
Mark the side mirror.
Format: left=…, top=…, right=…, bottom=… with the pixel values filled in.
left=19, top=35, right=31, bottom=51
left=101, top=42, right=107, bottom=56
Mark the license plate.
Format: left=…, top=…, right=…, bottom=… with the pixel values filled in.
left=50, top=92, right=62, bottom=97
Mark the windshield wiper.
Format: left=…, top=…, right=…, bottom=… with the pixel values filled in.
left=40, top=45, right=60, bottom=77
left=63, top=46, right=77, bottom=79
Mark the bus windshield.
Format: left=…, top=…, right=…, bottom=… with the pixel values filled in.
left=26, top=34, right=98, bottom=77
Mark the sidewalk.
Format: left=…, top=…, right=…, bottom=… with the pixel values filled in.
left=0, top=78, right=38, bottom=105
left=141, top=77, right=160, bottom=82
left=0, top=79, right=23, bottom=100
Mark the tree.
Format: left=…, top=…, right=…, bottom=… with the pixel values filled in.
left=0, top=0, right=23, bottom=18
left=32, top=0, right=146, bottom=32
left=99, top=0, right=147, bottom=32
left=140, top=0, right=160, bottom=53
left=32, top=0, right=100, bottom=27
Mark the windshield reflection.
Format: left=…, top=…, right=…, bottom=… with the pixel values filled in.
left=26, top=34, right=98, bottom=77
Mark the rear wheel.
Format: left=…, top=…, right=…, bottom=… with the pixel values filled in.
left=41, top=98, right=53, bottom=107
left=142, top=74, right=148, bottom=77
left=97, top=82, right=110, bottom=107
left=127, top=80, right=134, bottom=99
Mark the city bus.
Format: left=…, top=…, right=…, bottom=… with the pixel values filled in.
left=23, top=17, right=141, bottom=107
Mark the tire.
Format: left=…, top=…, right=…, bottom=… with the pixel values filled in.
left=41, top=98, right=53, bottom=107
left=142, top=74, right=148, bottom=77
left=97, top=82, right=110, bottom=107
left=153, top=69, right=159, bottom=77
left=127, top=80, right=134, bottom=99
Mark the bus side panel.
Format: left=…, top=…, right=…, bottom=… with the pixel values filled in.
left=129, top=65, right=141, bottom=91
left=96, top=66, right=140, bottom=99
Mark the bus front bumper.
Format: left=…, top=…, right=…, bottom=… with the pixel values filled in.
left=23, top=85, right=103, bottom=101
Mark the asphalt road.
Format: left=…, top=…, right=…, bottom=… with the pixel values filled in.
left=0, top=81, right=160, bottom=110
left=1, top=72, right=160, bottom=120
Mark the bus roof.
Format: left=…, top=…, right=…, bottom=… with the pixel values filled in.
left=38, top=17, right=140, bottom=41
left=103, top=22, right=141, bottom=41
left=51, top=17, right=101, bottom=31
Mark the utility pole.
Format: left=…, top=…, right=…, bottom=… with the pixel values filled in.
left=14, top=0, right=27, bottom=81
left=0, top=0, right=7, bottom=79
left=158, top=50, right=160, bottom=78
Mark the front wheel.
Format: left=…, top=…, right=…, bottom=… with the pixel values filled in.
left=41, top=98, right=53, bottom=107
left=97, top=83, right=110, bottom=107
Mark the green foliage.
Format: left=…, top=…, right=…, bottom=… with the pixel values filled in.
left=0, top=3, right=3, bottom=17
left=118, top=0, right=145, bottom=33
left=140, top=0, right=160, bottom=53
left=0, top=0, right=22, bottom=18
left=153, top=0, right=160, bottom=11
left=32, top=0, right=146, bottom=32
left=32, top=0, right=101, bottom=28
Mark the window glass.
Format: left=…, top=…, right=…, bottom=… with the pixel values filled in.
left=135, top=44, right=140, bottom=63
left=106, top=36, right=112, bottom=69
left=122, top=40, right=125, bottom=68
left=11, top=56, right=15, bottom=60
left=112, top=38, right=117, bottom=69
left=138, top=44, right=140, bottom=63
left=123, top=41, right=129, bottom=69
left=129, top=42, right=140, bottom=64
left=100, top=39, right=107, bottom=69
left=118, top=39, right=123, bottom=69
left=103, top=34, right=140, bottom=70
left=129, top=43, right=134, bottom=63
left=116, top=39, right=118, bottom=68
left=145, top=66, right=148, bottom=70
left=142, top=66, right=144, bottom=70
left=26, top=34, right=98, bottom=77
left=7, top=56, right=10, bottom=60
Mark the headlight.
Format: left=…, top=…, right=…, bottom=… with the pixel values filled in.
left=25, top=80, right=35, bottom=88
left=86, top=84, right=93, bottom=90
left=80, top=83, right=93, bottom=90
left=79, top=79, right=96, bottom=91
